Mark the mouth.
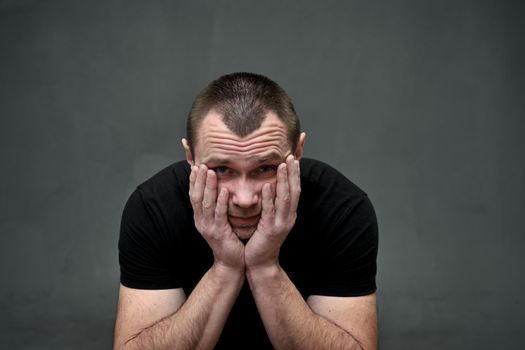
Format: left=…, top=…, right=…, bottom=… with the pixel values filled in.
left=228, top=214, right=261, bottom=227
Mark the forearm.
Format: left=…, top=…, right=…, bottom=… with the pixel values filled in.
left=123, top=264, right=244, bottom=350
left=247, top=264, right=364, bottom=350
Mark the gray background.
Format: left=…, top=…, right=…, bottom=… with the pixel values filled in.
left=1, top=0, right=524, bottom=349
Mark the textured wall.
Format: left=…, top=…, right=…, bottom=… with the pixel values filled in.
left=1, top=1, right=524, bottom=348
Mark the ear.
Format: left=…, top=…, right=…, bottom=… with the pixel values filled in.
left=181, top=138, right=194, bottom=166
left=293, top=132, right=306, bottom=160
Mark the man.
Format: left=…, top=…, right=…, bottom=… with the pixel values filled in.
left=113, top=72, right=378, bottom=349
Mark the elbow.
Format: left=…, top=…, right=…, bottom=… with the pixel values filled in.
left=113, top=333, right=141, bottom=350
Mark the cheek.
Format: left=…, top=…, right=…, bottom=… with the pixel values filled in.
left=255, top=180, right=269, bottom=193
left=262, top=175, right=278, bottom=191
left=254, top=179, right=277, bottom=200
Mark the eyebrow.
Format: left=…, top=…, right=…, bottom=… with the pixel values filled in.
left=203, top=157, right=232, bottom=165
left=251, top=151, right=285, bottom=163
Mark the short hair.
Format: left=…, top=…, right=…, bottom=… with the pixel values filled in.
left=186, top=72, right=301, bottom=154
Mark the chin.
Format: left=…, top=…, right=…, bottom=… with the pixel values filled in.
left=233, top=226, right=257, bottom=240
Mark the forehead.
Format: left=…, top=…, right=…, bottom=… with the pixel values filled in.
left=194, top=110, right=290, bottom=162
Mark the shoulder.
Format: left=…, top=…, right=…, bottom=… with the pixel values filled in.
left=298, top=158, right=376, bottom=232
left=132, top=160, right=191, bottom=213
left=136, top=160, right=190, bottom=200
left=122, top=160, right=192, bottom=226
left=300, top=157, right=367, bottom=200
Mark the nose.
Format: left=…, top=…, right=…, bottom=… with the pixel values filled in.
left=231, top=178, right=259, bottom=209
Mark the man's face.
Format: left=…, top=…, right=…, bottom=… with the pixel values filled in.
left=186, top=110, right=300, bottom=240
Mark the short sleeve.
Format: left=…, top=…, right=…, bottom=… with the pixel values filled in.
left=312, top=195, right=378, bottom=297
left=118, top=189, right=181, bottom=290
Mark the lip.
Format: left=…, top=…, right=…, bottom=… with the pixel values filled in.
left=228, top=214, right=260, bottom=226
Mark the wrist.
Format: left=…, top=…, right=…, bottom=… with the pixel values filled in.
left=246, top=262, right=281, bottom=281
left=246, top=263, right=286, bottom=297
left=212, top=261, right=245, bottom=281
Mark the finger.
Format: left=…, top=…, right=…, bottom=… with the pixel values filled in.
left=189, top=165, right=197, bottom=203
left=202, top=170, right=217, bottom=218
left=274, top=163, right=290, bottom=217
left=189, top=165, right=201, bottom=215
left=287, top=158, right=301, bottom=213
left=190, top=164, right=207, bottom=216
left=215, top=187, right=229, bottom=226
left=261, top=183, right=275, bottom=220
left=194, top=164, right=208, bottom=201
left=189, top=164, right=197, bottom=187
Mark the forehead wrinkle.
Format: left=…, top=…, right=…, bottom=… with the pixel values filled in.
left=210, top=144, right=281, bottom=153
left=206, top=137, right=286, bottom=149
left=207, top=130, right=286, bottom=139
left=202, top=146, right=286, bottom=164
left=204, top=128, right=287, bottom=143
left=205, top=134, right=288, bottom=148
left=203, top=129, right=288, bottom=152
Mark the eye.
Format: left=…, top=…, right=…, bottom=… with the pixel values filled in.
left=254, top=165, right=278, bottom=176
left=211, top=166, right=230, bottom=175
left=257, top=165, right=271, bottom=173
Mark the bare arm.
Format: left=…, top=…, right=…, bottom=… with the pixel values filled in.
left=247, top=265, right=377, bottom=350
left=114, top=165, right=246, bottom=349
left=114, top=264, right=244, bottom=350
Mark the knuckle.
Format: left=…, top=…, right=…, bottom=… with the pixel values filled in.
left=275, top=224, right=286, bottom=234
left=194, top=222, right=204, bottom=234
left=262, top=207, right=275, bottom=218
left=208, top=229, right=221, bottom=241
left=190, top=189, right=202, bottom=200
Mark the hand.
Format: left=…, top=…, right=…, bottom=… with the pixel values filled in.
left=245, top=155, right=301, bottom=269
left=189, top=164, right=245, bottom=272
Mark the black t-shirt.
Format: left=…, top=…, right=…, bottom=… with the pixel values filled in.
left=118, top=158, right=378, bottom=349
